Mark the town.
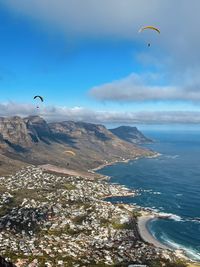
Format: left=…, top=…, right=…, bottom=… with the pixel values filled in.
left=0, top=167, right=182, bottom=266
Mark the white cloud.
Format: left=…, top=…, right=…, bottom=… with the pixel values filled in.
left=0, top=102, right=200, bottom=124
left=90, top=72, right=200, bottom=102
left=3, top=0, right=200, bottom=64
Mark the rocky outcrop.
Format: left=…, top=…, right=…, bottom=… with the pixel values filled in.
left=110, top=126, right=153, bottom=144
left=0, top=116, right=33, bottom=149
left=50, top=121, right=113, bottom=141
left=24, top=116, right=52, bottom=143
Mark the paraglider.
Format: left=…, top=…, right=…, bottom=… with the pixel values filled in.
left=63, top=150, right=76, bottom=157
left=139, top=26, right=160, bottom=34
left=63, top=150, right=76, bottom=167
left=138, top=26, right=160, bottom=47
left=34, top=95, right=44, bottom=109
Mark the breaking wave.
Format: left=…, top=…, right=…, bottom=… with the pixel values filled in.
left=159, top=233, right=200, bottom=261
left=163, top=155, right=179, bottom=159
left=158, top=212, right=183, bottom=222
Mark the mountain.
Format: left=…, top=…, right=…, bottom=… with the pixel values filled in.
left=110, top=126, right=153, bottom=144
left=0, top=116, right=154, bottom=175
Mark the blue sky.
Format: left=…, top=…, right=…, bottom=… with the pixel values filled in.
left=0, top=0, right=200, bottom=125
left=0, top=5, right=143, bottom=108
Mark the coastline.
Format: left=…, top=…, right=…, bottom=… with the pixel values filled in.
left=92, top=152, right=176, bottom=253
left=103, top=192, right=135, bottom=199
left=42, top=154, right=195, bottom=263
left=93, top=152, right=199, bottom=264
left=137, top=214, right=170, bottom=250
left=137, top=212, right=196, bottom=264
left=92, top=152, right=168, bottom=251
left=91, top=152, right=161, bottom=172
left=91, top=158, right=131, bottom=172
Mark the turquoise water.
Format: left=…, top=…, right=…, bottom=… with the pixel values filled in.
left=98, top=130, right=200, bottom=260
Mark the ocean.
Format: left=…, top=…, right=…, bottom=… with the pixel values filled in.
left=98, top=130, right=200, bottom=261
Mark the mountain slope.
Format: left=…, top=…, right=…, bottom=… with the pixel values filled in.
left=0, top=116, right=154, bottom=175
left=110, top=126, right=153, bottom=144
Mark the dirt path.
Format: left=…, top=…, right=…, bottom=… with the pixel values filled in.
left=39, top=164, right=107, bottom=180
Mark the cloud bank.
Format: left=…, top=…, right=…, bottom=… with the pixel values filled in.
left=90, top=73, right=200, bottom=102
left=3, top=0, right=200, bottom=66
left=0, top=102, right=200, bottom=125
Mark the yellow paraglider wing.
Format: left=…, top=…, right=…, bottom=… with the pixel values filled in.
left=139, top=26, right=160, bottom=34
left=63, top=150, right=76, bottom=157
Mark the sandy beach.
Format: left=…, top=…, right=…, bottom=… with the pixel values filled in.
left=137, top=215, right=170, bottom=250
left=138, top=215, right=199, bottom=264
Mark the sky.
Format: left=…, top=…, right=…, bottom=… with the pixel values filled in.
left=0, top=0, right=200, bottom=126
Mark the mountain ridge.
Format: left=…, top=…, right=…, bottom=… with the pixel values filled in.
left=0, top=116, right=154, bottom=175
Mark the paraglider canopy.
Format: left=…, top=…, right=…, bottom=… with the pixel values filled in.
left=34, top=95, right=44, bottom=102
left=138, top=26, right=160, bottom=34
left=63, top=150, right=76, bottom=157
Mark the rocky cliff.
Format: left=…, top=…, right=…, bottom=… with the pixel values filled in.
left=0, top=116, right=154, bottom=175
left=110, top=126, right=153, bottom=144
